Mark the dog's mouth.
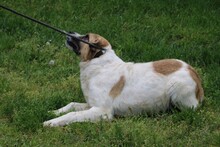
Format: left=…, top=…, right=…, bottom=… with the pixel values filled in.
left=66, top=32, right=89, bottom=55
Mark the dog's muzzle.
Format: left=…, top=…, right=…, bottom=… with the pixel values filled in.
left=66, top=32, right=81, bottom=55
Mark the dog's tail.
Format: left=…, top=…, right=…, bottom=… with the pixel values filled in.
left=188, top=66, right=204, bottom=102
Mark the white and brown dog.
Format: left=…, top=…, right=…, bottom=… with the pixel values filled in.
left=43, top=33, right=204, bottom=127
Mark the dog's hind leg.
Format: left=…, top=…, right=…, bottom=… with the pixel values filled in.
left=43, top=107, right=113, bottom=127
left=168, top=81, right=199, bottom=110
left=52, top=102, right=90, bottom=115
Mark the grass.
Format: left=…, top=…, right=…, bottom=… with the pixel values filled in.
left=0, top=0, right=220, bottom=146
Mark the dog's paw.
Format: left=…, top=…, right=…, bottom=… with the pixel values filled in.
left=43, top=120, right=63, bottom=127
left=43, top=120, right=54, bottom=127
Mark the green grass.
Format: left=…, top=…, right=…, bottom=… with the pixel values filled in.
left=0, top=0, right=220, bottom=146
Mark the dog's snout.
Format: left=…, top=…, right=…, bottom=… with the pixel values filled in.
left=66, top=32, right=83, bottom=44
left=67, top=32, right=76, bottom=40
left=68, top=32, right=81, bottom=36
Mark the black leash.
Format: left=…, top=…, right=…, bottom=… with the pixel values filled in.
left=0, top=4, right=106, bottom=51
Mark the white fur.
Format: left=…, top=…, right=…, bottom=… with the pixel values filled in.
left=43, top=47, right=200, bottom=127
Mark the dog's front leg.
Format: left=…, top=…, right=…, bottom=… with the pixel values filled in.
left=43, top=107, right=113, bottom=127
left=52, top=102, right=90, bottom=115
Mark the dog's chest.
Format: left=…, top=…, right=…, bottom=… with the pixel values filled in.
left=79, top=62, right=117, bottom=106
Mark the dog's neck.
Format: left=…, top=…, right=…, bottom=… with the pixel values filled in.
left=80, top=50, right=123, bottom=69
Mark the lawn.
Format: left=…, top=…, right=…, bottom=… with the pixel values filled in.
left=0, top=0, right=220, bottom=146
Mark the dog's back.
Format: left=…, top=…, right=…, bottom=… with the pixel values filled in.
left=85, top=57, right=204, bottom=115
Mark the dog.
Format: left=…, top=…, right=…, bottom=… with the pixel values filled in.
left=43, top=33, right=204, bottom=127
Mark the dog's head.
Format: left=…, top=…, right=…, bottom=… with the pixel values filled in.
left=66, top=32, right=111, bottom=62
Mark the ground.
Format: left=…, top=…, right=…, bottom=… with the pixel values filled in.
left=0, top=0, right=220, bottom=146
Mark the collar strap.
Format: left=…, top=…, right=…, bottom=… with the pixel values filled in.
left=93, top=50, right=106, bottom=59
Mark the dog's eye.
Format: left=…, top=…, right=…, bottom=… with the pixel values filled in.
left=81, top=35, right=89, bottom=42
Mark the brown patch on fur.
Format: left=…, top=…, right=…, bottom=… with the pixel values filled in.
left=109, top=76, right=125, bottom=98
left=153, top=59, right=182, bottom=75
left=188, top=66, right=204, bottom=102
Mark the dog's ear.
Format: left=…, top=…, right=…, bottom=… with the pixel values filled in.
left=88, top=33, right=100, bottom=44
left=88, top=33, right=110, bottom=49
